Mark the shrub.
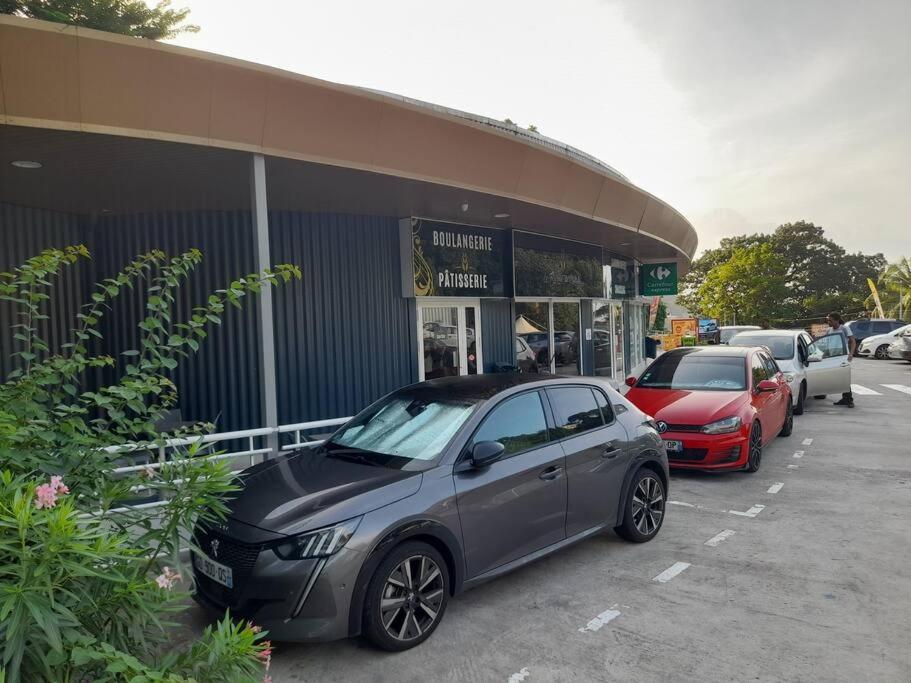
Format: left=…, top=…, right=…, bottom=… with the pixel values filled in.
left=0, top=247, right=298, bottom=682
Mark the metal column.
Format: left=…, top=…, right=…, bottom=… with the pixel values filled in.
left=251, top=154, right=279, bottom=453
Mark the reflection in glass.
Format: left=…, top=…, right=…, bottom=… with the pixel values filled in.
left=593, top=302, right=612, bottom=377
left=613, top=303, right=625, bottom=379
left=515, top=302, right=550, bottom=374
left=466, top=307, right=478, bottom=375
left=553, top=302, right=581, bottom=375
left=422, top=306, right=460, bottom=380
left=472, top=392, right=549, bottom=455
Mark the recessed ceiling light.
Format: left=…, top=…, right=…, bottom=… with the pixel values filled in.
left=11, top=160, right=42, bottom=169
left=619, top=241, right=631, bottom=246
left=494, top=212, right=510, bottom=218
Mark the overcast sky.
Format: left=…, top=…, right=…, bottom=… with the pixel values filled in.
left=170, top=0, right=910, bottom=261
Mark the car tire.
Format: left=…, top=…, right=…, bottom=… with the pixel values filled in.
left=779, top=399, right=793, bottom=437
left=362, top=541, right=449, bottom=652
left=794, top=382, right=806, bottom=416
left=615, top=468, right=666, bottom=543
left=874, top=345, right=889, bottom=360
left=744, top=422, right=762, bottom=473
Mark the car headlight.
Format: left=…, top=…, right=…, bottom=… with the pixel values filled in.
left=273, top=517, right=361, bottom=560
left=701, top=416, right=742, bottom=435
left=783, top=372, right=795, bottom=383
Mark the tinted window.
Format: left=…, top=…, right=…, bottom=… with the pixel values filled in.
left=761, top=353, right=779, bottom=377
left=592, top=388, right=615, bottom=424
left=547, top=387, right=604, bottom=438
left=728, top=334, right=795, bottom=360
left=637, top=353, right=747, bottom=391
left=873, top=322, right=892, bottom=333
left=472, top=391, right=549, bottom=456
left=751, top=354, right=768, bottom=386
left=851, top=321, right=870, bottom=333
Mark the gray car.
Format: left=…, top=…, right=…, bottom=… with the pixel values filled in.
left=192, top=374, right=668, bottom=650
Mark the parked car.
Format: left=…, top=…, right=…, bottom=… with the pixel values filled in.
left=554, top=330, right=577, bottom=364
left=623, top=346, right=792, bottom=472
left=726, top=328, right=852, bottom=414
left=518, top=332, right=551, bottom=365
left=719, top=325, right=761, bottom=344
left=514, top=336, right=539, bottom=372
left=845, top=318, right=906, bottom=343
left=887, top=328, right=911, bottom=361
left=192, top=375, right=668, bottom=650
left=857, top=324, right=911, bottom=359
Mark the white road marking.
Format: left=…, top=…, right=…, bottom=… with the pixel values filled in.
left=578, top=606, right=621, bottom=633
left=787, top=464, right=799, bottom=469
left=851, top=384, right=882, bottom=395
left=667, top=500, right=694, bottom=507
left=882, top=384, right=911, bottom=396
left=653, top=562, right=691, bottom=583
left=704, top=530, right=736, bottom=547
left=793, top=450, right=804, bottom=458
left=802, top=438, right=813, bottom=446
left=767, top=482, right=784, bottom=494
left=508, top=667, right=531, bottom=682
left=729, top=504, right=766, bottom=517
left=668, top=500, right=728, bottom=514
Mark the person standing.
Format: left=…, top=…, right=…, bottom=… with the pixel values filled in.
left=827, top=312, right=856, bottom=407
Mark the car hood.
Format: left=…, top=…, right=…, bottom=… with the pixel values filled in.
left=861, top=332, right=894, bottom=347
left=626, top=388, right=749, bottom=425
left=226, top=451, right=422, bottom=536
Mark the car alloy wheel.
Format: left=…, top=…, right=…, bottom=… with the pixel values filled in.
left=745, top=423, right=762, bottom=472
left=631, top=474, right=665, bottom=536
left=874, top=344, right=889, bottom=360
left=380, top=554, right=445, bottom=643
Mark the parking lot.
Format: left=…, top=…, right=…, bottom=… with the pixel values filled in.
left=246, top=359, right=911, bottom=682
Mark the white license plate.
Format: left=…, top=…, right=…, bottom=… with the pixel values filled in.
left=193, top=551, right=233, bottom=588
left=663, top=439, right=684, bottom=453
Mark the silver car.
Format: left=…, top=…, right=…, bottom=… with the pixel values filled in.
left=192, top=374, right=667, bottom=650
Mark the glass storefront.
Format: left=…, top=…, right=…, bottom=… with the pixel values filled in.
left=515, top=300, right=581, bottom=375
left=419, top=302, right=481, bottom=381
left=553, top=302, right=581, bottom=375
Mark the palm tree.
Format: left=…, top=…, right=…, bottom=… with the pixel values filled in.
left=878, top=257, right=911, bottom=320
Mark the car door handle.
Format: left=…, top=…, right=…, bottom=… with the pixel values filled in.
left=601, top=445, right=622, bottom=459
left=539, top=466, right=564, bottom=481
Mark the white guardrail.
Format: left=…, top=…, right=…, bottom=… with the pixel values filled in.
left=98, top=417, right=351, bottom=515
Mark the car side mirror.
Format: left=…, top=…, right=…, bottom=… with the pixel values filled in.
left=625, top=376, right=637, bottom=387
left=471, top=441, right=505, bottom=468
left=756, top=379, right=778, bottom=392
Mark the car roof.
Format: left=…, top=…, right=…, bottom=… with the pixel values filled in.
left=729, top=329, right=801, bottom=337
left=663, top=346, right=751, bottom=357
left=404, top=373, right=603, bottom=401
left=719, top=325, right=760, bottom=330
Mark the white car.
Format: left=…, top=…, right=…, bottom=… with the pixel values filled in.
left=858, top=324, right=911, bottom=359
left=727, top=329, right=852, bottom=414
left=720, top=325, right=761, bottom=344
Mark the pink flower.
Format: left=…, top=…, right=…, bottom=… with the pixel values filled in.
left=49, top=475, right=69, bottom=495
left=34, top=483, right=58, bottom=509
left=154, top=566, right=181, bottom=590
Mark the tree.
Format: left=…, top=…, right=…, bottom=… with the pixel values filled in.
left=1, top=0, right=198, bottom=39
left=872, top=256, right=911, bottom=320
left=527, top=124, right=539, bottom=133
left=654, top=299, right=668, bottom=331
left=694, top=243, right=792, bottom=327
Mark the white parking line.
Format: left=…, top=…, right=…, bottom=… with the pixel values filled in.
left=653, top=562, right=691, bottom=583
left=882, top=384, right=911, bottom=396
left=851, top=384, right=882, bottom=395
left=578, top=606, right=621, bottom=633
left=704, top=530, right=736, bottom=547
left=793, top=451, right=804, bottom=458
left=802, top=438, right=813, bottom=446
left=787, top=464, right=799, bottom=469
left=767, top=482, right=784, bottom=494
left=508, top=667, right=531, bottom=682
left=730, top=504, right=765, bottom=517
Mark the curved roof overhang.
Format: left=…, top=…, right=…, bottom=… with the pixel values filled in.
left=0, top=15, right=697, bottom=268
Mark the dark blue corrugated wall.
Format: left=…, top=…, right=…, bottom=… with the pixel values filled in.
left=88, top=212, right=263, bottom=432
left=269, top=212, right=417, bottom=423
left=480, top=299, right=515, bottom=371
left=0, top=203, right=86, bottom=380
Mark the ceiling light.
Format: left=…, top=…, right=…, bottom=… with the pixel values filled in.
left=11, top=160, right=42, bottom=169
left=619, top=242, right=631, bottom=246
left=460, top=202, right=470, bottom=212
left=494, top=212, right=510, bottom=219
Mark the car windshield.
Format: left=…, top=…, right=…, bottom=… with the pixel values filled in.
left=636, top=353, right=747, bottom=391
left=720, top=327, right=758, bottom=343
left=327, top=392, right=479, bottom=468
left=728, top=335, right=794, bottom=360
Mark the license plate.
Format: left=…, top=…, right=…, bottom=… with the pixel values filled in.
left=192, top=551, right=233, bottom=588
left=663, top=439, right=683, bottom=453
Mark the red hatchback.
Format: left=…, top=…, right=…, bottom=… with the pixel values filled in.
left=624, top=347, right=793, bottom=472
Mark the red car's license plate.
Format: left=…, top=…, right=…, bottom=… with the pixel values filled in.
left=663, top=439, right=683, bottom=452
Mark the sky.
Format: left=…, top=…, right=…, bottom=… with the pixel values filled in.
left=169, top=0, right=910, bottom=261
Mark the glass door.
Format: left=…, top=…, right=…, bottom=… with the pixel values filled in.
left=553, top=302, right=581, bottom=375
left=515, top=300, right=581, bottom=375
left=613, top=302, right=625, bottom=380
left=593, top=301, right=612, bottom=377
left=418, top=302, right=482, bottom=381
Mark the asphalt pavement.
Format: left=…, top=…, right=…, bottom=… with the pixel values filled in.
left=255, top=358, right=911, bottom=682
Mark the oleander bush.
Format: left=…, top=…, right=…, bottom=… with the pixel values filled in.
left=0, top=247, right=298, bottom=682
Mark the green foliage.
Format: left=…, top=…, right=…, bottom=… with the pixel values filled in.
left=1, top=0, right=199, bottom=39
left=678, top=221, right=886, bottom=325
left=870, top=256, right=911, bottom=320
left=0, top=247, right=298, bottom=681
left=652, top=300, right=668, bottom=331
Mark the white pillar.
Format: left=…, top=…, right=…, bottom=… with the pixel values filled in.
left=251, top=154, right=279, bottom=454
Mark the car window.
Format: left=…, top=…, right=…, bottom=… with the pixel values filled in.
left=728, top=334, right=794, bottom=360
left=471, top=391, right=549, bottom=456
left=851, top=321, right=870, bottom=333
left=546, top=387, right=605, bottom=439
left=808, top=333, right=847, bottom=359
left=751, top=354, right=768, bottom=386
left=761, top=352, right=779, bottom=377
left=873, top=322, right=892, bottom=333
left=591, top=388, right=615, bottom=424
left=637, top=353, right=747, bottom=391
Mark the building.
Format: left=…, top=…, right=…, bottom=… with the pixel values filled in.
left=0, top=16, right=697, bottom=434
